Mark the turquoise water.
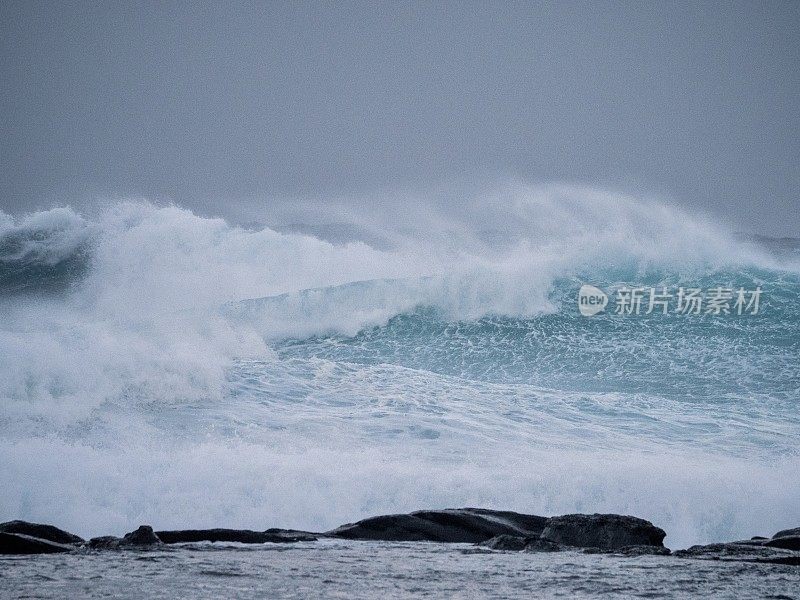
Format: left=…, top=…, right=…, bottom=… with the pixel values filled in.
left=1, top=195, right=798, bottom=549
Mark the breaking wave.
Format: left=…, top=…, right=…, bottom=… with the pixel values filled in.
left=1, top=183, right=798, bottom=548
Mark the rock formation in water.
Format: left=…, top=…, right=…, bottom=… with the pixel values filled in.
left=155, top=528, right=317, bottom=544
left=0, top=520, right=84, bottom=545
left=0, top=532, right=74, bottom=554
left=326, top=508, right=548, bottom=542
left=89, top=525, right=163, bottom=549
left=540, top=513, right=666, bottom=550
left=0, top=512, right=798, bottom=566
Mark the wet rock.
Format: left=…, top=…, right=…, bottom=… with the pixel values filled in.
left=89, top=526, right=163, bottom=549
left=479, top=534, right=564, bottom=552
left=122, top=525, right=162, bottom=546
left=414, top=509, right=548, bottom=538
left=155, top=528, right=317, bottom=544
left=674, top=542, right=800, bottom=565
left=764, top=535, right=800, bottom=551
left=478, top=535, right=531, bottom=551
left=264, top=528, right=318, bottom=542
left=328, top=514, right=443, bottom=541
left=616, top=545, right=672, bottom=556
left=773, top=527, right=800, bottom=539
left=88, top=535, right=123, bottom=549
left=728, top=538, right=768, bottom=546
left=540, top=514, right=666, bottom=550
left=523, top=538, right=563, bottom=553
left=0, top=520, right=84, bottom=545
left=0, top=532, right=74, bottom=554
left=328, top=508, right=547, bottom=543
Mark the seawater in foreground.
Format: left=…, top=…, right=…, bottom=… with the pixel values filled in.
left=1, top=540, right=798, bottom=599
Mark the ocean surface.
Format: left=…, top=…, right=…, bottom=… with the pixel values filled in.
left=2, top=540, right=800, bottom=599
left=1, top=185, right=799, bottom=562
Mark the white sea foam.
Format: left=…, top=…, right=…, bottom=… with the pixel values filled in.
left=0, top=184, right=797, bottom=547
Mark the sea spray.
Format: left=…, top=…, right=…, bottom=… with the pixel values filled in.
left=1, top=185, right=798, bottom=548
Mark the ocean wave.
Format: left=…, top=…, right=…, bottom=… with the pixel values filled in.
left=1, top=186, right=798, bottom=548
left=0, top=207, right=94, bottom=294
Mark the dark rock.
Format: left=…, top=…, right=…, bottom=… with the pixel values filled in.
left=760, top=556, right=800, bottom=566
left=89, top=536, right=123, bottom=549
left=327, top=508, right=547, bottom=543
left=263, top=528, right=318, bottom=542
left=122, top=525, right=161, bottom=546
left=751, top=536, right=768, bottom=540
left=728, top=538, right=768, bottom=546
left=0, top=520, right=84, bottom=545
left=328, top=514, right=448, bottom=542
left=478, top=535, right=531, bottom=551
left=773, top=527, right=800, bottom=539
left=89, top=526, right=163, bottom=550
left=674, top=542, right=800, bottom=565
left=0, top=532, right=74, bottom=554
left=478, top=534, right=564, bottom=552
left=523, top=538, right=563, bottom=553
left=413, top=509, right=548, bottom=538
left=765, top=535, right=800, bottom=551
left=616, top=545, right=672, bottom=556
left=155, top=528, right=317, bottom=544
left=540, top=514, right=666, bottom=550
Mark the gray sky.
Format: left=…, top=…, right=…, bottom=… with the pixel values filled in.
left=1, top=0, right=798, bottom=234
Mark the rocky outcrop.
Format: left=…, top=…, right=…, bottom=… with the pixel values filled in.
left=773, top=527, right=800, bottom=539
left=478, top=535, right=533, bottom=551
left=615, top=544, right=671, bottom=556
left=3, top=512, right=796, bottom=564
left=155, top=528, right=317, bottom=544
left=671, top=525, right=800, bottom=564
left=674, top=542, right=800, bottom=565
left=89, top=525, right=162, bottom=549
left=479, top=527, right=669, bottom=555
left=327, top=508, right=548, bottom=543
left=540, top=514, right=666, bottom=550
left=478, top=534, right=563, bottom=552
left=0, top=532, right=74, bottom=554
left=764, top=536, right=800, bottom=551
left=523, top=538, right=563, bottom=553
left=328, top=510, right=667, bottom=550
left=0, top=520, right=84, bottom=545
left=89, top=536, right=123, bottom=549
left=726, top=538, right=770, bottom=546
left=123, top=525, right=162, bottom=545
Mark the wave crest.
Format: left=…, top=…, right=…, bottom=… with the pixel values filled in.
left=1, top=186, right=797, bottom=547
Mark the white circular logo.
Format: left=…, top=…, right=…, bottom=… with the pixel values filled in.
left=578, top=284, right=608, bottom=316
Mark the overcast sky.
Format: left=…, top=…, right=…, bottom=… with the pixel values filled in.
left=1, top=1, right=798, bottom=234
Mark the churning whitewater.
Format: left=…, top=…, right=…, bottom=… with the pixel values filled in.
left=1, top=185, right=798, bottom=550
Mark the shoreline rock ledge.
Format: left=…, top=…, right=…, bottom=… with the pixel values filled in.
left=155, top=528, right=317, bottom=544
left=2, top=513, right=799, bottom=565
left=0, top=520, right=83, bottom=555
left=326, top=508, right=548, bottom=543
left=89, top=525, right=164, bottom=549
left=540, top=513, right=667, bottom=550
left=0, top=520, right=84, bottom=545
left=327, top=510, right=667, bottom=553
left=0, top=532, right=74, bottom=554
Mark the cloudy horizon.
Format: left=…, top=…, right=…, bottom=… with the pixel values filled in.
left=2, top=1, right=798, bottom=235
